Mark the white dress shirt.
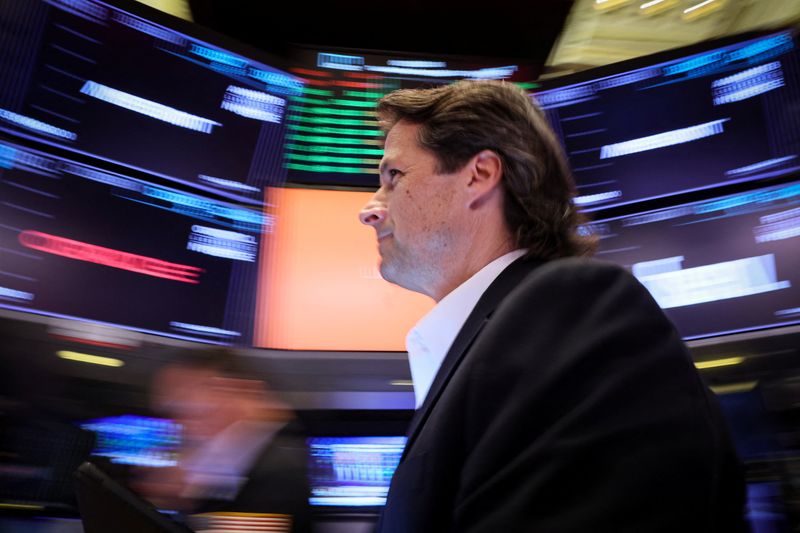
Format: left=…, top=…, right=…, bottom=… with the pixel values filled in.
left=405, top=249, right=527, bottom=408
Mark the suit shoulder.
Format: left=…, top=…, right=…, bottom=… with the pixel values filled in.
left=519, top=256, right=637, bottom=291
left=502, top=256, right=661, bottom=319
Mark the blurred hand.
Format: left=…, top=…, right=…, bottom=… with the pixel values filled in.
left=130, top=465, right=195, bottom=512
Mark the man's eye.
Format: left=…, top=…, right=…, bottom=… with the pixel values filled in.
left=388, top=169, right=402, bottom=183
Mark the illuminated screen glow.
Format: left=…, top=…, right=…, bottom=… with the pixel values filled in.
left=284, top=48, right=539, bottom=187
left=19, top=230, right=205, bottom=283
left=81, top=415, right=181, bottom=467
left=255, top=187, right=433, bottom=351
left=0, top=0, right=303, bottom=204
left=534, top=30, right=800, bottom=210
left=0, top=139, right=263, bottom=344
left=587, top=181, right=800, bottom=339
left=307, top=436, right=406, bottom=507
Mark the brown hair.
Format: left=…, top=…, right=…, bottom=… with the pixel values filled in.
left=376, top=80, right=596, bottom=260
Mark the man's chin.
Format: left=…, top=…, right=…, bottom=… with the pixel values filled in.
left=379, top=261, right=419, bottom=294
left=378, top=261, right=394, bottom=284
left=379, top=260, right=405, bottom=287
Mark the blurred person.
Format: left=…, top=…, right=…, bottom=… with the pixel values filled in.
left=358, top=80, right=748, bottom=532
left=134, top=350, right=311, bottom=533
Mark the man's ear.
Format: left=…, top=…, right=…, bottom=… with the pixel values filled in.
left=466, top=150, right=503, bottom=210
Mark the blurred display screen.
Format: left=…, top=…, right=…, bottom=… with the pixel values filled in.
left=255, top=187, right=432, bottom=351
left=534, top=30, right=800, bottom=210
left=0, top=0, right=303, bottom=204
left=0, top=139, right=264, bottom=343
left=283, top=47, right=538, bottom=187
left=587, top=180, right=800, bottom=339
left=307, top=436, right=406, bottom=507
left=80, top=415, right=180, bottom=468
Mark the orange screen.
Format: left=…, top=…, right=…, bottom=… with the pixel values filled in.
left=254, top=187, right=433, bottom=351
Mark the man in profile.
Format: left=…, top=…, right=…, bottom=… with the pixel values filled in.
left=358, top=80, right=747, bottom=532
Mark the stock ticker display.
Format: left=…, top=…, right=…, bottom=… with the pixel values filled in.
left=80, top=415, right=181, bottom=468
left=534, top=30, right=800, bottom=211
left=0, top=139, right=264, bottom=344
left=0, top=0, right=798, bottom=349
left=308, top=436, right=407, bottom=507
left=0, top=0, right=303, bottom=204
left=283, top=47, right=538, bottom=187
left=588, top=180, right=800, bottom=339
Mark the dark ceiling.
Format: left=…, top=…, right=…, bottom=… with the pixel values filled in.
left=187, top=0, right=575, bottom=66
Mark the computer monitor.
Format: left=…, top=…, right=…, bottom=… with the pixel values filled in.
left=254, top=186, right=433, bottom=351
left=0, top=138, right=264, bottom=344
left=307, top=436, right=406, bottom=507
left=0, top=0, right=303, bottom=204
left=80, top=415, right=181, bottom=468
left=534, top=29, right=800, bottom=210
left=282, top=45, right=539, bottom=188
left=586, top=180, right=800, bottom=339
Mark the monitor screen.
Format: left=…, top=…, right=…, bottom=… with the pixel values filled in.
left=0, top=138, right=265, bottom=344
left=0, top=0, right=303, bottom=204
left=254, top=187, right=433, bottom=351
left=80, top=415, right=181, bottom=468
left=534, top=29, right=800, bottom=210
left=586, top=180, right=800, bottom=339
left=307, top=436, right=406, bottom=507
left=282, top=46, right=539, bottom=188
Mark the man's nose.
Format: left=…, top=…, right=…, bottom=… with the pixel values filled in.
left=359, top=193, right=387, bottom=226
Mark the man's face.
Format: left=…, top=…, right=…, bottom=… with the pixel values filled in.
left=359, top=121, right=465, bottom=298
left=152, top=366, right=235, bottom=444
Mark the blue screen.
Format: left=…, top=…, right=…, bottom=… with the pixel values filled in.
left=81, top=414, right=181, bottom=468
left=307, top=436, right=406, bottom=507
left=0, top=138, right=265, bottom=344
left=586, top=180, right=800, bottom=339
left=534, top=30, right=800, bottom=210
left=0, top=0, right=303, bottom=204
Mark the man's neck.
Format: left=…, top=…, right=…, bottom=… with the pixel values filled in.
left=430, top=238, right=517, bottom=302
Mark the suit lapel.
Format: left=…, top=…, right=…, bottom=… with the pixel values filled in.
left=402, top=257, right=542, bottom=461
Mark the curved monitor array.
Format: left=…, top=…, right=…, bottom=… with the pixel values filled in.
left=533, top=28, right=800, bottom=341
left=0, top=0, right=301, bottom=205
left=588, top=181, right=800, bottom=339
left=282, top=46, right=538, bottom=187
left=534, top=30, right=800, bottom=211
left=0, top=0, right=799, bottom=347
left=0, top=139, right=263, bottom=344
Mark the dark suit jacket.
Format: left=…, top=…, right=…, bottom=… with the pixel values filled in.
left=195, top=421, right=312, bottom=533
left=377, top=257, right=748, bottom=533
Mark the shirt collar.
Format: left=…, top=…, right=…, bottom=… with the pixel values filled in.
left=406, top=249, right=527, bottom=408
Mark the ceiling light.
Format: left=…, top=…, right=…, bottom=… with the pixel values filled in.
left=594, top=0, right=633, bottom=12
left=57, top=350, right=125, bottom=367
left=710, top=381, right=758, bottom=395
left=694, top=356, right=745, bottom=370
left=682, top=0, right=726, bottom=21
left=639, top=0, right=678, bottom=16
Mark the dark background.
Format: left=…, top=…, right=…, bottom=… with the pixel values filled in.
left=187, top=0, right=575, bottom=64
